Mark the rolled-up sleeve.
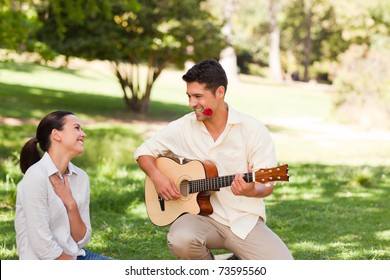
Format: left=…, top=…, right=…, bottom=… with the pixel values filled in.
left=134, top=119, right=185, bottom=161
left=133, top=139, right=157, bottom=161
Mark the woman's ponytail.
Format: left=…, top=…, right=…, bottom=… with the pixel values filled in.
left=19, top=137, right=41, bottom=174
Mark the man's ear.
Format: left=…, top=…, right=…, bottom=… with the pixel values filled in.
left=216, top=85, right=225, bottom=98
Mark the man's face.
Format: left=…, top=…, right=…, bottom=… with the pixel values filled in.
left=186, top=82, right=217, bottom=121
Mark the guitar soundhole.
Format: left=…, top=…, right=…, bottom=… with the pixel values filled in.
left=180, top=180, right=190, bottom=197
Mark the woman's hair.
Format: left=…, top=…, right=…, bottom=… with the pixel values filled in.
left=182, top=59, right=228, bottom=94
left=19, top=110, right=74, bottom=173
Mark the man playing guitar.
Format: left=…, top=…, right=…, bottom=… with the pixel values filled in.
left=134, top=59, right=293, bottom=260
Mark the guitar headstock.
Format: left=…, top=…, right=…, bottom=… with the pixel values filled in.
left=254, top=164, right=289, bottom=183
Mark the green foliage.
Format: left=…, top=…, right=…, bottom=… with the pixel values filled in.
left=34, top=0, right=225, bottom=113
left=331, top=0, right=390, bottom=45
left=208, top=0, right=390, bottom=82
left=34, top=0, right=134, bottom=60
left=281, top=0, right=348, bottom=77
left=333, top=44, right=390, bottom=129
left=0, top=1, right=41, bottom=55
left=34, top=0, right=120, bottom=36
left=207, top=0, right=270, bottom=68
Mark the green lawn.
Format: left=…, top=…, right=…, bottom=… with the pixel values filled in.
left=1, top=60, right=389, bottom=260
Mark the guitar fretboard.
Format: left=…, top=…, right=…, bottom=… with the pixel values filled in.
left=189, top=173, right=254, bottom=193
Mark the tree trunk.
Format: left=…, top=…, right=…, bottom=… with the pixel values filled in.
left=219, top=0, right=239, bottom=83
left=112, top=55, right=165, bottom=114
left=268, top=0, right=283, bottom=81
left=139, top=54, right=164, bottom=114
left=303, top=0, right=312, bottom=82
left=113, top=61, right=142, bottom=112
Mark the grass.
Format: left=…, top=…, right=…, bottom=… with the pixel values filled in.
left=1, top=59, right=389, bottom=260
left=269, top=164, right=390, bottom=260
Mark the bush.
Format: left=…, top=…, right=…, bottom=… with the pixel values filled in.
left=333, top=45, right=390, bottom=130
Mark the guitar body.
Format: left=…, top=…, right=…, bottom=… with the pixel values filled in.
left=145, top=157, right=218, bottom=226
left=144, top=156, right=289, bottom=227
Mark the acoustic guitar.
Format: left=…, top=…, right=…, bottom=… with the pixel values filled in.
left=144, top=157, right=289, bottom=226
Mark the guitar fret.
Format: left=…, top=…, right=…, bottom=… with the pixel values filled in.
left=188, top=169, right=278, bottom=194
left=228, top=175, right=233, bottom=186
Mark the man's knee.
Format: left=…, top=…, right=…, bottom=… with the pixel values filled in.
left=167, top=228, right=195, bottom=258
left=167, top=227, right=211, bottom=259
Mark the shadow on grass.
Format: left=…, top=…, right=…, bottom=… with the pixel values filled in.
left=0, top=61, right=81, bottom=74
left=0, top=82, right=190, bottom=123
left=0, top=79, right=286, bottom=134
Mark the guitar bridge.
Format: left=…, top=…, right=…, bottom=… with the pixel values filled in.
left=158, top=196, right=165, bottom=211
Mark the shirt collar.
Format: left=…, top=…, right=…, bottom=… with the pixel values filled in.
left=225, top=104, right=241, bottom=125
left=42, top=152, right=78, bottom=178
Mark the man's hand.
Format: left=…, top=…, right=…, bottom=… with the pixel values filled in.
left=230, top=169, right=275, bottom=198
left=151, top=171, right=181, bottom=201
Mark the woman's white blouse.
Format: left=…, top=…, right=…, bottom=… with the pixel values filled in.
left=14, top=152, right=92, bottom=259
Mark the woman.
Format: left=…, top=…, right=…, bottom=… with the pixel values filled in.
left=14, top=110, right=111, bottom=260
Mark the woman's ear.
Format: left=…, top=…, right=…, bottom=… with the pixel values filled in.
left=51, top=129, right=61, bottom=142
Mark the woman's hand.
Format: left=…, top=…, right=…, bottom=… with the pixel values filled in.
left=50, top=174, right=77, bottom=209
left=50, top=173, right=86, bottom=242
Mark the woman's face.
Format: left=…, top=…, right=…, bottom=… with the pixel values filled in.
left=56, top=114, right=87, bottom=156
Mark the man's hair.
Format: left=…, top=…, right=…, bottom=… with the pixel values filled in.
left=182, top=59, right=228, bottom=94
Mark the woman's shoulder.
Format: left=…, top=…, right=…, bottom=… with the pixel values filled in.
left=22, top=160, right=46, bottom=180
left=18, top=162, right=48, bottom=193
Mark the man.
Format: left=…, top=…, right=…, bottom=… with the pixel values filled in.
left=134, top=59, right=293, bottom=260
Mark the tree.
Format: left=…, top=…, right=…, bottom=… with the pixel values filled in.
left=281, top=0, right=347, bottom=81
left=0, top=0, right=41, bottom=58
left=268, top=0, right=283, bottom=81
left=219, top=0, right=239, bottom=82
left=333, top=45, right=390, bottom=129
left=331, top=0, right=390, bottom=129
left=302, top=0, right=312, bottom=82
left=35, top=0, right=225, bottom=114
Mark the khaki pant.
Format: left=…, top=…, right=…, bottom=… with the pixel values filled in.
left=167, top=214, right=293, bottom=260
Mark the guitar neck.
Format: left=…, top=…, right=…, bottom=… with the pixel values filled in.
left=189, top=173, right=254, bottom=193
